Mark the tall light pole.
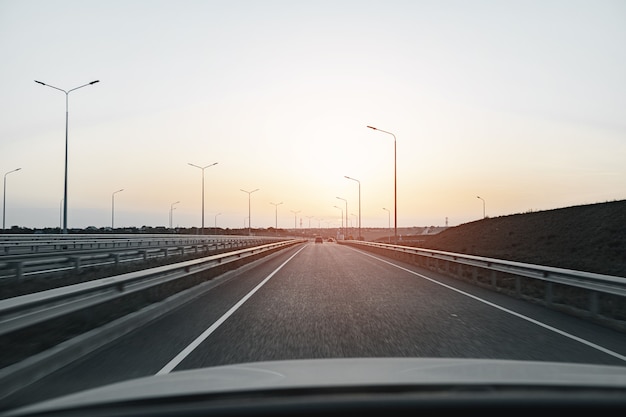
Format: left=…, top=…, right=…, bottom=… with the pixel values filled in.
left=240, top=188, right=259, bottom=236
left=35, top=79, right=100, bottom=234
left=333, top=205, right=343, bottom=238
left=306, top=215, right=314, bottom=234
left=170, top=201, right=180, bottom=229
left=188, top=162, right=218, bottom=234
left=290, top=210, right=300, bottom=230
left=270, top=202, right=283, bottom=231
left=367, top=126, right=397, bottom=243
left=382, top=207, right=391, bottom=244
left=336, top=196, right=348, bottom=238
left=111, top=189, right=124, bottom=229
left=3, top=168, right=21, bottom=232
left=477, top=196, right=486, bottom=219
left=214, top=212, right=221, bottom=235
left=344, top=175, right=361, bottom=240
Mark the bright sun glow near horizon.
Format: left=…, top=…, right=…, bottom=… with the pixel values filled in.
left=1, top=0, right=624, bottom=231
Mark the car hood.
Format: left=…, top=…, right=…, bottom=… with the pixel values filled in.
left=5, top=357, right=626, bottom=415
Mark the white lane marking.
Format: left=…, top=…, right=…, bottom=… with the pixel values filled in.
left=157, top=245, right=308, bottom=375
left=356, top=249, right=626, bottom=363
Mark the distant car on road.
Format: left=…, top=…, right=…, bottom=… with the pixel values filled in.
left=314, top=237, right=323, bottom=244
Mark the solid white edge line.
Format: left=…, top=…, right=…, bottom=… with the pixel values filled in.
left=355, top=248, right=626, bottom=363
left=156, top=245, right=308, bottom=375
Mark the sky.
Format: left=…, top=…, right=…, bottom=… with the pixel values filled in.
left=1, top=0, right=625, bottom=231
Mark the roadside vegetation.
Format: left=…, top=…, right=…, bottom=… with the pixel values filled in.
left=407, top=200, right=626, bottom=278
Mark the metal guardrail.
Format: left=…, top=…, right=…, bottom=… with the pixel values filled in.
left=0, top=234, right=280, bottom=255
left=0, top=235, right=285, bottom=281
left=0, top=239, right=305, bottom=337
left=341, top=240, right=626, bottom=330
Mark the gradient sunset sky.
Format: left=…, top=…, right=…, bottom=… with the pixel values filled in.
left=1, top=0, right=624, bottom=230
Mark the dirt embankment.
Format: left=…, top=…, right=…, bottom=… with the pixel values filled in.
left=409, top=200, right=626, bottom=278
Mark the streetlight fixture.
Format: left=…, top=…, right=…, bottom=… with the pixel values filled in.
left=344, top=175, right=361, bottom=240
left=336, top=196, right=348, bottom=238
left=270, top=202, right=283, bottom=232
left=290, top=210, right=301, bottom=230
left=188, top=162, right=218, bottom=234
left=333, top=205, right=344, bottom=238
left=111, top=189, right=124, bottom=229
left=35, top=79, right=100, bottom=234
left=240, top=188, right=259, bottom=236
left=3, top=168, right=21, bottom=232
left=382, top=207, right=391, bottom=244
left=170, top=201, right=180, bottom=229
left=214, top=212, right=221, bottom=235
left=367, top=125, right=397, bottom=243
left=477, top=196, right=486, bottom=219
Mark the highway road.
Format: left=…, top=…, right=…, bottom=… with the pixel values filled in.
left=2, top=241, right=626, bottom=409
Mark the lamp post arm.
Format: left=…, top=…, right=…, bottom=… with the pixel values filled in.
left=68, top=80, right=100, bottom=93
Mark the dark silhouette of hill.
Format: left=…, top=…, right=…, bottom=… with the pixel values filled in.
left=414, top=200, right=626, bottom=278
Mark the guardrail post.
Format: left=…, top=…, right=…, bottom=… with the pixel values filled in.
left=11, top=261, right=24, bottom=281
left=72, top=256, right=81, bottom=271
left=545, top=282, right=553, bottom=306
left=141, top=250, right=148, bottom=260
left=111, top=253, right=121, bottom=267
left=589, top=291, right=599, bottom=317
left=471, top=267, right=478, bottom=284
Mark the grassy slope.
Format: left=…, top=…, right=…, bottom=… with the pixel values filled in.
left=412, top=200, right=626, bottom=278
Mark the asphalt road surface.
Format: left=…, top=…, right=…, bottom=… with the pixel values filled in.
left=3, top=241, right=626, bottom=409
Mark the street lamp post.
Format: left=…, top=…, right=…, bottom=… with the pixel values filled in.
left=170, top=201, right=180, bottom=229
left=270, top=202, right=283, bottom=232
left=383, top=207, right=391, bottom=244
left=477, top=196, right=486, bottom=219
left=35, top=79, right=100, bottom=234
left=240, top=188, right=259, bottom=236
left=290, top=210, right=301, bottom=231
left=333, top=205, right=344, bottom=238
left=214, top=212, right=221, bottom=235
left=3, top=168, right=21, bottom=232
left=336, top=197, right=348, bottom=238
left=111, top=189, right=124, bottom=229
left=306, top=215, right=314, bottom=235
left=188, top=162, right=218, bottom=234
left=367, top=126, right=397, bottom=243
left=344, top=175, right=361, bottom=240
